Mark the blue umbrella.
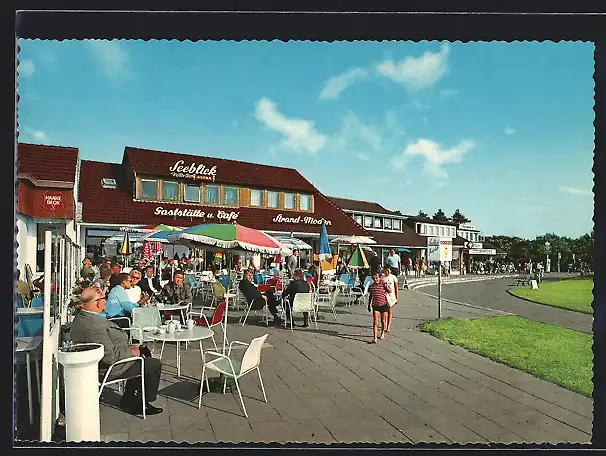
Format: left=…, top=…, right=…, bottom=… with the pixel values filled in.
left=318, top=220, right=331, bottom=261
left=396, top=248, right=411, bottom=253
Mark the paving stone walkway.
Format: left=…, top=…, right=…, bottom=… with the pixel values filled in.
left=100, top=292, right=593, bottom=444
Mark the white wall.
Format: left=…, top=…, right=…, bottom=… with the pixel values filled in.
left=16, top=214, right=37, bottom=279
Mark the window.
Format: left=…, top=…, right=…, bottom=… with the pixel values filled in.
left=364, top=216, right=373, bottom=228
left=384, top=218, right=392, bottom=229
left=393, top=219, right=401, bottom=230
left=284, top=192, right=295, bottom=209
left=374, top=218, right=383, bottom=229
left=224, top=187, right=238, bottom=205
left=163, top=181, right=178, bottom=201
left=421, top=224, right=427, bottom=235
left=184, top=184, right=200, bottom=203
left=251, top=189, right=263, bottom=207
left=101, top=178, right=117, bottom=189
left=416, top=223, right=421, bottom=234
left=205, top=185, right=219, bottom=204
left=440, top=226, right=445, bottom=236
left=141, top=179, right=157, bottom=199
left=267, top=191, right=279, bottom=208
left=354, top=215, right=363, bottom=225
left=299, top=194, right=311, bottom=211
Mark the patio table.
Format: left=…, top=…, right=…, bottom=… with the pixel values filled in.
left=147, top=326, right=214, bottom=377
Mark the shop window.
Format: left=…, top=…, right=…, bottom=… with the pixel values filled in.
left=384, top=218, right=392, bottom=229
left=224, top=187, right=238, bottom=206
left=364, top=216, right=373, bottom=228
left=374, top=218, right=383, bottom=229
left=354, top=214, right=363, bottom=225
left=267, top=191, right=279, bottom=208
left=163, top=181, right=178, bottom=201
left=284, top=192, right=295, bottom=209
left=184, top=184, right=200, bottom=203
left=251, top=189, right=263, bottom=207
left=205, top=185, right=219, bottom=204
left=299, top=194, right=311, bottom=211
left=393, top=219, right=401, bottom=230
left=141, top=179, right=157, bottom=199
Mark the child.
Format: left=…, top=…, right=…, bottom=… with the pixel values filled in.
left=382, top=265, right=399, bottom=333
left=367, top=272, right=392, bottom=343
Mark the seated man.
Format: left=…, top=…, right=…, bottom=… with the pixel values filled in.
left=70, top=287, right=163, bottom=416
left=80, top=258, right=96, bottom=281
left=282, top=268, right=311, bottom=327
left=139, top=265, right=162, bottom=296
left=160, top=270, right=193, bottom=304
left=108, top=262, right=123, bottom=291
left=239, top=268, right=283, bottom=326
left=104, top=272, right=142, bottom=325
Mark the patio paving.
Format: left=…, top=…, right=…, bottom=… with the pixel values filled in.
left=99, top=291, right=593, bottom=444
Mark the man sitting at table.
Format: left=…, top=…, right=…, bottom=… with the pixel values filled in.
left=282, top=268, right=311, bottom=327
left=239, top=268, right=283, bottom=326
left=108, top=262, right=123, bottom=291
left=160, top=269, right=193, bottom=304
left=140, top=265, right=162, bottom=296
left=104, top=272, right=143, bottom=326
left=70, top=287, right=163, bottom=416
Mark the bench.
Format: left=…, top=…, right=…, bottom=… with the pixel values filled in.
left=516, top=276, right=531, bottom=286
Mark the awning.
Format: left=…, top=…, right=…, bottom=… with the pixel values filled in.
left=273, top=236, right=313, bottom=251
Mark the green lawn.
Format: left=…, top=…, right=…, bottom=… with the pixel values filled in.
left=510, top=276, right=593, bottom=314
left=421, top=315, right=593, bottom=397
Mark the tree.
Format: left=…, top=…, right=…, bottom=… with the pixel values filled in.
left=451, top=209, right=471, bottom=225
left=417, top=210, right=428, bottom=218
left=432, top=209, right=449, bottom=221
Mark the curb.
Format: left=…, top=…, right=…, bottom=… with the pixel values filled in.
left=407, top=274, right=517, bottom=291
left=505, top=288, right=593, bottom=316
left=412, top=289, right=513, bottom=316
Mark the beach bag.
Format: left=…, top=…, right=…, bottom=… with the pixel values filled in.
left=386, top=292, right=397, bottom=307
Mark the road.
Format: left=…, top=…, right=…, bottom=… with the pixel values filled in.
left=411, top=275, right=593, bottom=334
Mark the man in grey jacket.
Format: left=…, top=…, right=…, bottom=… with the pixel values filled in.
left=70, top=287, right=163, bottom=416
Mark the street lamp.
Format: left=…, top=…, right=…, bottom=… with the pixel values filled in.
left=544, top=241, right=550, bottom=273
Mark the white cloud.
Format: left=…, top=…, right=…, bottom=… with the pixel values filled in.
left=18, top=59, right=35, bottom=77
left=559, top=186, right=592, bottom=196
left=319, top=67, right=368, bottom=100
left=89, top=40, right=133, bottom=84
left=357, top=152, right=370, bottom=161
left=376, top=44, right=450, bottom=91
left=390, top=138, right=474, bottom=182
left=254, top=97, right=327, bottom=154
left=22, top=127, right=48, bottom=141
left=505, top=127, right=516, bottom=135
left=334, top=112, right=383, bottom=152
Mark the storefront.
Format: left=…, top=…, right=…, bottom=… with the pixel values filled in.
left=76, top=146, right=370, bottom=263
left=16, top=143, right=79, bottom=276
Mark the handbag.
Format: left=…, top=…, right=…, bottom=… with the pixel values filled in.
left=386, top=292, right=398, bottom=307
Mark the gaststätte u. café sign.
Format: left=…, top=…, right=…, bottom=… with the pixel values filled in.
left=154, top=206, right=239, bottom=221
left=169, top=160, right=217, bottom=181
left=42, top=191, right=65, bottom=212
left=272, top=213, right=332, bottom=226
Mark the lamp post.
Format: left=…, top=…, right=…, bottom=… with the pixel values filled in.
left=544, top=241, right=551, bottom=274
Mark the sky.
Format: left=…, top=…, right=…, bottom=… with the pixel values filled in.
left=16, top=40, right=595, bottom=239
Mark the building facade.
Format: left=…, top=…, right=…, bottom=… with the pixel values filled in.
left=76, top=146, right=370, bottom=262
left=328, top=197, right=426, bottom=265
left=16, top=143, right=80, bottom=276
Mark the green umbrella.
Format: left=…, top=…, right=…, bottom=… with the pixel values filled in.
left=347, top=244, right=369, bottom=269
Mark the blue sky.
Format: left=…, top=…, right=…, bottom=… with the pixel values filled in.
left=17, top=40, right=594, bottom=239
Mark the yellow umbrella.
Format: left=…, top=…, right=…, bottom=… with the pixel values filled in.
left=119, top=232, right=131, bottom=256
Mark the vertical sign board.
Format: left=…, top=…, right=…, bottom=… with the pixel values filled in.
left=439, top=238, right=453, bottom=262
left=427, top=237, right=441, bottom=262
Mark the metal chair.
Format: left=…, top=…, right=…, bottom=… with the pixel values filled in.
left=98, top=357, right=146, bottom=419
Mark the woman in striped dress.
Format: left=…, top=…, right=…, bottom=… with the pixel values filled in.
left=367, top=272, right=393, bottom=344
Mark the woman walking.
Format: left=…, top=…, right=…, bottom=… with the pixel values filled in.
left=382, top=265, right=399, bottom=332
left=367, top=272, right=393, bottom=343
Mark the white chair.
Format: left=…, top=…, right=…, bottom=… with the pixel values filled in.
left=199, top=334, right=269, bottom=418
left=351, top=278, right=373, bottom=306
left=98, top=357, right=146, bottom=419
left=316, top=289, right=339, bottom=323
left=286, top=293, right=317, bottom=331
left=130, top=307, right=163, bottom=344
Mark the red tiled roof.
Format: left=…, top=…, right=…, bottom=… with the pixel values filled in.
left=79, top=160, right=370, bottom=236
left=368, top=228, right=427, bottom=248
left=124, top=146, right=317, bottom=193
left=18, top=143, right=79, bottom=183
left=328, top=196, right=401, bottom=216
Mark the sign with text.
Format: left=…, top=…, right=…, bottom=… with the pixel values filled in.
left=469, top=248, right=497, bottom=256
left=42, top=191, right=65, bottom=212
left=458, top=223, right=476, bottom=231
left=154, top=206, right=239, bottom=221
left=428, top=237, right=452, bottom=263
left=169, top=160, right=217, bottom=181
left=272, top=213, right=332, bottom=226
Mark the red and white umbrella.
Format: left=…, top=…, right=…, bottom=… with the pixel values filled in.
left=142, top=241, right=153, bottom=261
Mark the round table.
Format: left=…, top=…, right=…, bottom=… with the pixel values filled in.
left=154, top=303, right=190, bottom=322
left=147, top=326, right=215, bottom=377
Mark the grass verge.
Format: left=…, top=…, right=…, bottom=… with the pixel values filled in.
left=421, top=315, right=593, bottom=397
left=509, top=276, right=593, bottom=314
